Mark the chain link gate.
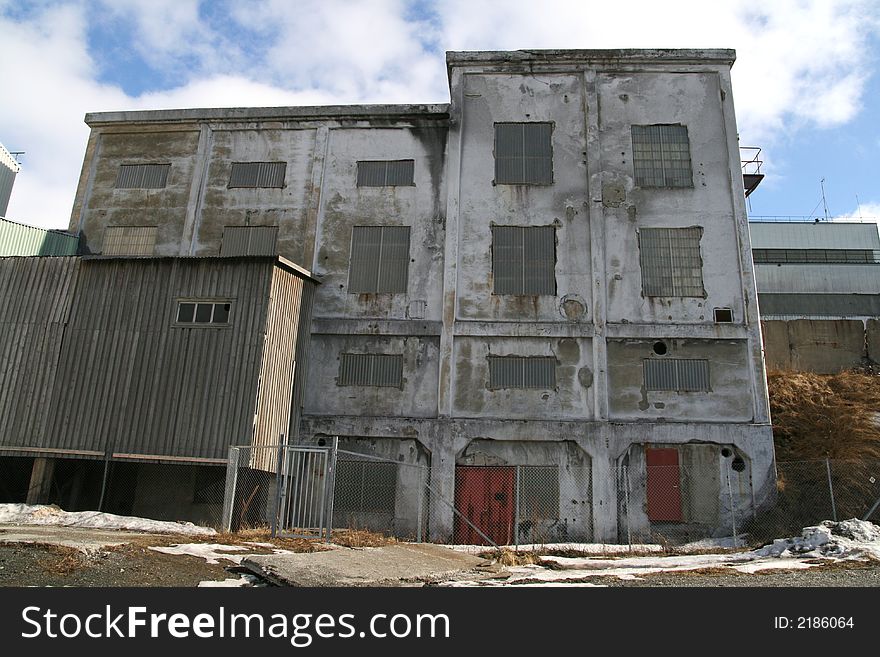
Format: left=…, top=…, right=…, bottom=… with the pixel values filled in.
left=272, top=438, right=338, bottom=540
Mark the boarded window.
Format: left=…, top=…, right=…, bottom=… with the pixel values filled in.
left=228, top=162, right=286, bottom=188
left=631, top=124, right=692, bottom=187
left=492, top=225, right=556, bottom=295
left=639, top=227, right=704, bottom=297
left=102, top=226, right=157, bottom=256
left=348, top=226, right=410, bottom=293
left=494, top=122, right=553, bottom=184
left=356, top=160, right=415, bottom=186
left=644, top=358, right=710, bottom=392
left=176, top=301, right=232, bottom=326
left=518, top=466, right=560, bottom=519
left=220, top=226, right=278, bottom=256
left=338, top=353, right=404, bottom=387
left=488, top=356, right=556, bottom=390
left=115, top=164, right=170, bottom=189
left=333, top=460, right=397, bottom=513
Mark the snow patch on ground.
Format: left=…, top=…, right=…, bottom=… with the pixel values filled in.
left=0, top=503, right=215, bottom=536
left=447, top=542, right=663, bottom=555
left=198, top=574, right=265, bottom=587
left=151, top=543, right=299, bottom=564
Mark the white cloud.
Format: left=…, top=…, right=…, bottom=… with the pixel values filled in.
left=1, top=0, right=878, bottom=229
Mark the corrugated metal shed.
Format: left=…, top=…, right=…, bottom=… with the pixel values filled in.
left=749, top=222, right=880, bottom=250
left=0, top=256, right=316, bottom=462
left=758, top=293, right=880, bottom=317
left=0, top=218, right=79, bottom=256
left=754, top=263, right=880, bottom=294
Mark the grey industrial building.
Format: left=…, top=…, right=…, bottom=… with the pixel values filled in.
left=0, top=49, right=774, bottom=543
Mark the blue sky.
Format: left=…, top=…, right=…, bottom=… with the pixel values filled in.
left=1, top=0, right=879, bottom=228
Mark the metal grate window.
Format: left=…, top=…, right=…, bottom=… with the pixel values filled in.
left=338, top=353, right=404, bottom=387
left=220, top=226, right=278, bottom=256
left=228, top=161, right=286, bottom=188
left=333, top=460, right=397, bottom=513
left=488, top=356, right=556, bottom=390
left=644, top=358, right=710, bottom=392
left=102, top=226, right=157, bottom=256
left=348, top=226, right=411, bottom=294
left=492, top=225, right=556, bottom=295
left=631, top=124, right=692, bottom=188
left=639, top=227, right=704, bottom=297
left=115, top=164, right=170, bottom=189
left=494, top=122, right=553, bottom=184
left=175, top=300, right=232, bottom=326
left=356, top=160, right=415, bottom=186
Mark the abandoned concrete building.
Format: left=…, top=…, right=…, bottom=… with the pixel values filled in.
left=0, top=49, right=774, bottom=543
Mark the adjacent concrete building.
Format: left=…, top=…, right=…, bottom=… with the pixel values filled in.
left=0, top=143, right=20, bottom=218
left=12, top=48, right=776, bottom=542
left=751, top=221, right=880, bottom=372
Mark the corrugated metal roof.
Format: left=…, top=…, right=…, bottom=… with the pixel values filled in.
left=0, top=218, right=79, bottom=256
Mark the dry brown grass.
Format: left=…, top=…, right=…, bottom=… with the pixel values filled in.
left=478, top=548, right=543, bottom=566
left=768, top=369, right=880, bottom=461
left=331, top=528, right=397, bottom=548
left=35, top=544, right=86, bottom=576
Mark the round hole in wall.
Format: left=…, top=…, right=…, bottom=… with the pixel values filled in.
left=652, top=341, right=668, bottom=356
left=731, top=456, right=746, bottom=472
left=317, top=438, right=326, bottom=447
left=721, top=447, right=733, bottom=458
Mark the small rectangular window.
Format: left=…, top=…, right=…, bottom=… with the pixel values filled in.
left=488, top=356, right=556, bottom=390
left=338, top=353, right=404, bottom=387
left=349, top=226, right=411, bottom=294
left=631, top=124, right=692, bottom=188
left=176, top=301, right=232, bottom=326
left=492, top=225, right=556, bottom=295
left=495, top=122, right=553, bottom=184
left=228, top=162, right=286, bottom=188
left=102, top=226, right=157, bottom=256
left=220, top=226, right=278, bottom=256
left=115, top=164, right=170, bottom=189
left=644, top=358, right=710, bottom=392
left=713, top=307, right=733, bottom=323
left=356, top=160, right=415, bottom=186
left=639, top=227, right=704, bottom=297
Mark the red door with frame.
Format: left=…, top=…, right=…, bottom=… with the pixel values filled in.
left=454, top=466, right=515, bottom=545
left=645, top=448, right=683, bottom=522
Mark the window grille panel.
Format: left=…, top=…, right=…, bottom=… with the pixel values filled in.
left=220, top=226, right=278, bottom=256
left=495, top=122, right=553, bottom=184
left=115, top=164, right=170, bottom=189
left=492, top=225, right=555, bottom=295
left=102, top=226, right=157, bottom=256
left=644, top=358, right=709, bottom=392
left=339, top=353, right=404, bottom=387
left=356, top=160, right=415, bottom=186
left=639, top=227, right=704, bottom=297
left=489, top=356, right=556, bottom=389
left=349, top=226, right=410, bottom=293
left=631, top=124, right=692, bottom=188
left=228, top=161, right=286, bottom=188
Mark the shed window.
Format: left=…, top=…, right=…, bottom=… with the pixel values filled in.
left=356, top=160, right=415, bottom=186
left=644, top=358, right=710, bottom=392
left=176, top=301, right=232, bottom=325
left=348, top=226, right=410, bottom=294
left=494, top=122, right=553, bottom=184
left=228, top=162, right=286, bottom=188
left=102, top=226, right=157, bottom=256
left=220, top=226, right=278, bottom=256
left=115, top=164, right=170, bottom=189
left=489, top=356, right=556, bottom=390
left=492, top=225, right=556, bottom=295
left=639, top=227, right=704, bottom=297
left=338, top=353, right=404, bottom=387
left=631, top=124, right=692, bottom=188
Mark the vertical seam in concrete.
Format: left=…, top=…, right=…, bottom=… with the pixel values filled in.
left=72, top=131, right=102, bottom=237
left=181, top=123, right=213, bottom=256
left=309, top=126, right=331, bottom=273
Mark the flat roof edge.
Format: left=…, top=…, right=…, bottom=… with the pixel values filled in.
left=446, top=48, right=736, bottom=67
left=85, top=103, right=451, bottom=126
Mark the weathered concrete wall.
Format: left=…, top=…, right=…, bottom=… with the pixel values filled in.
left=304, top=335, right=440, bottom=418
left=452, top=336, right=593, bottom=420
left=606, top=339, right=755, bottom=421
left=761, top=319, right=869, bottom=373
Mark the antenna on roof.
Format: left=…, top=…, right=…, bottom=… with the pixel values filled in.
left=856, top=194, right=863, bottom=221
left=820, top=178, right=830, bottom=221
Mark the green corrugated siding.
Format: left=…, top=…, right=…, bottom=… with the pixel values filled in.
left=0, top=219, right=79, bottom=256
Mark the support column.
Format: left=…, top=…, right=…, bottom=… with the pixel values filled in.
left=26, top=458, right=55, bottom=505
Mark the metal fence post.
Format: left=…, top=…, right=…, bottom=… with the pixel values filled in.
left=825, top=458, right=838, bottom=521
left=726, top=469, right=738, bottom=547
left=623, top=465, right=631, bottom=546
left=221, top=446, right=241, bottom=533
left=416, top=465, right=425, bottom=543
left=323, top=436, right=339, bottom=543
left=270, top=442, right=286, bottom=537
left=514, top=465, right=521, bottom=551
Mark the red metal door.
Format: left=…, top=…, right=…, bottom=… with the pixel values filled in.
left=646, top=448, right=682, bottom=522
left=454, top=466, right=515, bottom=545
